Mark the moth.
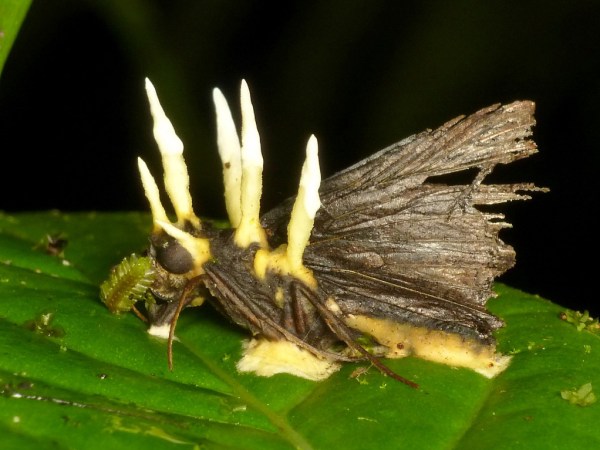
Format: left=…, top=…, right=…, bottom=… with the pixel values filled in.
left=101, top=78, right=545, bottom=388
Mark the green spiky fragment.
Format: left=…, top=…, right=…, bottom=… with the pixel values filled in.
left=559, top=310, right=600, bottom=332
left=100, top=254, right=155, bottom=314
left=561, top=382, right=597, bottom=407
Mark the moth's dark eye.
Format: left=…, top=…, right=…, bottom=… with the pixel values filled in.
left=150, top=233, right=194, bottom=274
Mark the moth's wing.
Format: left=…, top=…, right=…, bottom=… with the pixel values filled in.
left=319, top=101, right=537, bottom=200
left=262, top=101, right=541, bottom=343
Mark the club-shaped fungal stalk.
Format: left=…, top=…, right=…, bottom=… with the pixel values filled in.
left=213, top=87, right=243, bottom=228
left=252, top=136, right=321, bottom=288
left=286, top=135, right=321, bottom=281
left=145, top=78, right=199, bottom=229
left=234, top=80, right=268, bottom=248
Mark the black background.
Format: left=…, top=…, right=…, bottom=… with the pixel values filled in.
left=1, top=1, right=598, bottom=315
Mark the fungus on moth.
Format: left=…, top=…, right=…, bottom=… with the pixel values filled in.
left=101, top=78, right=546, bottom=388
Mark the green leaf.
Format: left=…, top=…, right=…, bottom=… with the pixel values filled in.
left=0, top=0, right=32, bottom=78
left=1, top=211, right=599, bottom=449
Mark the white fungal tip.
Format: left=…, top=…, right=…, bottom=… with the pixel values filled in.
left=213, top=86, right=243, bottom=228
left=144, top=77, right=153, bottom=91
left=212, top=87, right=241, bottom=164
left=240, top=79, right=262, bottom=168
left=145, top=78, right=184, bottom=156
left=300, top=135, right=321, bottom=218
left=144, top=78, right=196, bottom=224
left=233, top=79, right=267, bottom=247
left=137, top=157, right=169, bottom=224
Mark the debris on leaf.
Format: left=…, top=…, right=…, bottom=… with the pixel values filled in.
left=560, top=382, right=597, bottom=407
left=559, top=310, right=600, bottom=332
left=23, top=311, right=65, bottom=338
left=34, top=233, right=68, bottom=258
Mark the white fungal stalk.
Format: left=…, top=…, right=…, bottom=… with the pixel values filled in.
left=145, top=78, right=198, bottom=227
left=137, top=157, right=169, bottom=231
left=287, top=135, right=321, bottom=271
left=212, top=80, right=267, bottom=247
left=212, top=83, right=323, bottom=284
left=213, top=88, right=243, bottom=228
left=219, top=80, right=267, bottom=248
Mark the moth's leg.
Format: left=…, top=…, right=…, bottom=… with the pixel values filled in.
left=203, top=265, right=280, bottom=339
left=280, top=283, right=311, bottom=337
left=147, top=302, right=180, bottom=328
left=203, top=264, right=355, bottom=362
left=147, top=281, right=200, bottom=328
left=292, top=282, right=419, bottom=389
left=280, top=294, right=296, bottom=335
left=291, top=290, right=309, bottom=336
left=131, top=305, right=148, bottom=323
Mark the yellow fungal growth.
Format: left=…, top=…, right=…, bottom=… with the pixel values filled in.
left=345, top=314, right=512, bottom=378
left=145, top=78, right=199, bottom=229
left=237, top=338, right=341, bottom=381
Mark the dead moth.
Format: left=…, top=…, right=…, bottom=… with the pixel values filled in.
left=104, top=78, right=545, bottom=388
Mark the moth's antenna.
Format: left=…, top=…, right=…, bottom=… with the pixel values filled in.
left=287, top=135, right=321, bottom=274
left=234, top=80, right=267, bottom=248
left=213, top=87, right=243, bottom=228
left=145, top=78, right=199, bottom=229
left=167, top=274, right=205, bottom=371
left=137, top=157, right=169, bottom=232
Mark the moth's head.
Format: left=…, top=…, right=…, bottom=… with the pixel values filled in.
left=139, top=78, right=322, bottom=283
left=149, top=231, right=195, bottom=275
